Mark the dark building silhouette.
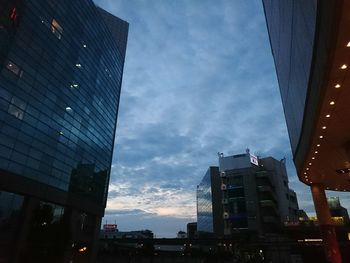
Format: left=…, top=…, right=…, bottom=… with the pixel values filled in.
left=263, top=1, right=350, bottom=261
left=187, top=222, right=197, bottom=239
left=101, top=229, right=154, bottom=240
left=328, top=197, right=350, bottom=224
left=0, top=0, right=128, bottom=262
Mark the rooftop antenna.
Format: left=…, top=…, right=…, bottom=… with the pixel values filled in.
left=217, top=152, right=224, bottom=158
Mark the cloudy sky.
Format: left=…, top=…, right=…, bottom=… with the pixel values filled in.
left=95, top=0, right=350, bottom=237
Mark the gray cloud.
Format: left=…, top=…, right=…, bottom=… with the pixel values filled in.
left=93, top=0, right=349, bottom=237
left=105, top=209, right=153, bottom=216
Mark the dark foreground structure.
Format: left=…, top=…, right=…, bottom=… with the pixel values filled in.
left=0, top=0, right=128, bottom=262
left=97, top=235, right=350, bottom=263
left=263, top=1, right=350, bottom=262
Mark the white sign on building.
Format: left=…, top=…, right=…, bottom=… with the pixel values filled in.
left=250, top=154, right=259, bottom=166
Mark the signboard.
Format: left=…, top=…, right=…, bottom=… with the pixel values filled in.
left=103, top=224, right=117, bottom=231
left=250, top=154, right=258, bottom=166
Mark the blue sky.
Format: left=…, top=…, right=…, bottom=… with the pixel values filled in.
left=95, top=0, right=350, bottom=237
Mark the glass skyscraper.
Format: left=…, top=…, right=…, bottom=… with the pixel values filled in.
left=0, top=0, right=128, bottom=262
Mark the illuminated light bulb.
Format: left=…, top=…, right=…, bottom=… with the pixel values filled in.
left=330, top=101, right=335, bottom=105
left=326, top=115, right=330, bottom=118
left=340, top=64, right=347, bottom=69
left=335, top=84, right=341, bottom=88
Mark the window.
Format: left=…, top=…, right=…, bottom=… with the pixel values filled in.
left=6, top=61, right=23, bottom=76
left=8, top=105, right=24, bottom=119
left=8, top=97, right=26, bottom=120
left=51, top=19, right=63, bottom=39
left=11, top=97, right=26, bottom=110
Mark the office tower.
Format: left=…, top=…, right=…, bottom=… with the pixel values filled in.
left=263, top=1, right=350, bottom=261
left=220, top=150, right=299, bottom=237
left=0, top=0, right=128, bottom=262
left=196, top=151, right=299, bottom=239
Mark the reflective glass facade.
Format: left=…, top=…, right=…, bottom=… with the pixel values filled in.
left=196, top=166, right=223, bottom=236
left=197, top=169, right=214, bottom=233
left=263, top=0, right=317, bottom=153
left=0, top=0, right=128, bottom=262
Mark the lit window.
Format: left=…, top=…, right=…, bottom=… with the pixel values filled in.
left=51, top=19, right=63, bottom=39
left=6, top=61, right=22, bottom=76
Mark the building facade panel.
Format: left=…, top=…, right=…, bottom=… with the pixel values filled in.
left=263, top=0, right=317, bottom=153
